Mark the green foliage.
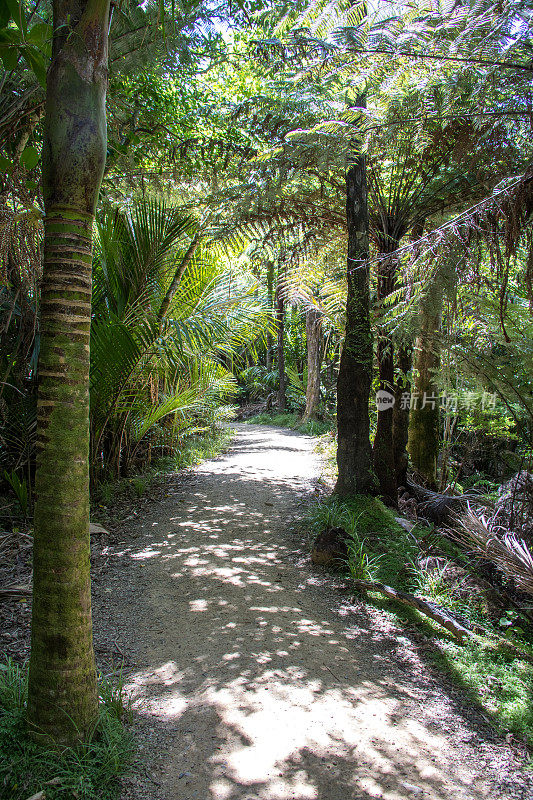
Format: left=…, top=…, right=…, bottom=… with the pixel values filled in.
left=0, top=0, right=50, bottom=85
left=88, top=199, right=267, bottom=482
left=412, top=562, right=455, bottom=605
left=307, top=493, right=533, bottom=745
left=93, top=426, right=234, bottom=510
left=305, top=495, right=418, bottom=586
left=345, top=535, right=382, bottom=582
left=168, top=426, right=235, bottom=471
left=3, top=470, right=30, bottom=517
left=0, top=660, right=133, bottom=800
left=435, top=641, right=533, bottom=747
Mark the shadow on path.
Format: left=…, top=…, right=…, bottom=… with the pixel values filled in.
left=93, top=425, right=529, bottom=800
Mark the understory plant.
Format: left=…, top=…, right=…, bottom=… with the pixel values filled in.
left=306, top=495, right=418, bottom=586
left=0, top=660, right=133, bottom=800
left=247, top=411, right=332, bottom=436
left=90, top=201, right=268, bottom=484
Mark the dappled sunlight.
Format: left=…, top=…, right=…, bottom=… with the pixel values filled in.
left=130, top=547, right=162, bottom=560
left=127, top=652, right=482, bottom=800
left=114, top=426, right=507, bottom=799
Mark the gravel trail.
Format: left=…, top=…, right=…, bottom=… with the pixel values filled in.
left=92, top=424, right=531, bottom=800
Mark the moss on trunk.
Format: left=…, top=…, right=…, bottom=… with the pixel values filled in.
left=28, top=0, right=110, bottom=745
left=393, top=345, right=412, bottom=488
left=276, top=257, right=287, bottom=411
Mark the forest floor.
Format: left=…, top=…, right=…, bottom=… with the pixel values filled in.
left=90, top=423, right=533, bottom=800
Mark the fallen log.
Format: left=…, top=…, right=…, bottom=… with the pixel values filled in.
left=0, top=585, right=32, bottom=598
left=352, top=579, right=473, bottom=642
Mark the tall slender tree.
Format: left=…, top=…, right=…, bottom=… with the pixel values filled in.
left=28, top=0, right=110, bottom=743
left=372, top=235, right=405, bottom=507
left=335, top=133, right=377, bottom=496
left=276, top=253, right=287, bottom=410
left=302, top=306, right=323, bottom=422
left=265, top=259, right=275, bottom=371
left=407, top=277, right=444, bottom=487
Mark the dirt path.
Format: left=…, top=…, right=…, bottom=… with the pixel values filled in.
left=93, top=424, right=531, bottom=800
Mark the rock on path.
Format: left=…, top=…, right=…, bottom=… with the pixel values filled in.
left=92, top=424, right=531, bottom=800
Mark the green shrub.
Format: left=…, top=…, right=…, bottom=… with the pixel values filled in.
left=93, top=427, right=235, bottom=511
left=345, top=534, right=382, bottom=582
left=3, top=470, right=30, bottom=518
left=305, top=495, right=418, bottom=586
left=305, top=495, right=533, bottom=746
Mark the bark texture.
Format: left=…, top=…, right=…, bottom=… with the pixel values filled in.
left=335, top=154, right=376, bottom=496
left=373, top=236, right=404, bottom=507
left=392, top=345, right=412, bottom=488
left=302, top=308, right=323, bottom=422
left=265, top=260, right=274, bottom=371
left=407, top=280, right=443, bottom=486
left=28, top=0, right=109, bottom=744
left=276, top=259, right=286, bottom=411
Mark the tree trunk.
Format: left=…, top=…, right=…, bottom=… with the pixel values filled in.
left=265, top=260, right=274, bottom=372
left=28, top=0, right=110, bottom=744
left=407, top=279, right=443, bottom=487
left=302, top=308, right=322, bottom=422
left=276, top=261, right=286, bottom=411
left=373, top=248, right=399, bottom=507
left=335, top=151, right=376, bottom=496
left=393, top=344, right=412, bottom=488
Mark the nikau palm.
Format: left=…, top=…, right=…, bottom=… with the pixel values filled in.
left=28, top=0, right=110, bottom=742
left=90, top=200, right=267, bottom=481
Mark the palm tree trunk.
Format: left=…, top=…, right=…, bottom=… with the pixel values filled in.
left=302, top=308, right=322, bottom=422
left=335, top=149, right=376, bottom=497
left=28, top=0, right=110, bottom=744
left=407, top=279, right=443, bottom=487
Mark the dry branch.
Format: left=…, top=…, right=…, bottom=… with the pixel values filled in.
left=352, top=578, right=472, bottom=642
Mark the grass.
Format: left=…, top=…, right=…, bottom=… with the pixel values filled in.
left=436, top=639, right=533, bottom=744
left=305, top=492, right=533, bottom=748
left=305, top=494, right=420, bottom=587
left=246, top=411, right=332, bottom=437
left=159, top=425, right=235, bottom=471
left=93, top=426, right=235, bottom=510
left=0, top=660, right=133, bottom=800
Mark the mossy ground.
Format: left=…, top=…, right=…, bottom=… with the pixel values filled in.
left=0, top=661, right=133, bottom=800
left=305, top=494, right=420, bottom=586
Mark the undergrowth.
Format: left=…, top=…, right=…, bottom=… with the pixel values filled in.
left=93, top=426, right=234, bottom=510
left=305, top=495, right=420, bottom=586
left=305, top=493, right=533, bottom=748
left=247, top=411, right=332, bottom=437
left=0, top=660, right=133, bottom=800
left=437, top=639, right=533, bottom=744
